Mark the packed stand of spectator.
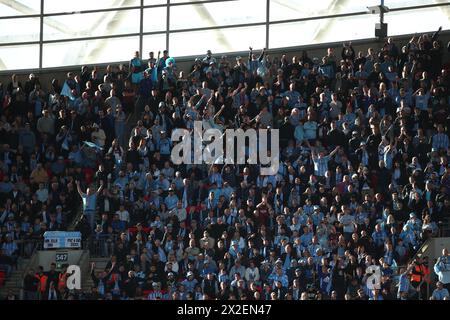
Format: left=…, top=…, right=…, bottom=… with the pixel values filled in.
left=3, top=28, right=450, bottom=300
left=0, top=62, right=136, bottom=284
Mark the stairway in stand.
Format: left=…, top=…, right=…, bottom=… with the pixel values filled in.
left=81, top=257, right=111, bottom=293
left=0, top=257, right=30, bottom=299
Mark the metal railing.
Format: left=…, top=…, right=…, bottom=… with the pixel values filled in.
left=395, top=228, right=450, bottom=300
left=438, top=221, right=450, bottom=238
left=408, top=237, right=433, bottom=300
left=17, top=239, right=43, bottom=299
left=0, top=239, right=44, bottom=274
left=16, top=239, right=44, bottom=259
left=83, top=234, right=120, bottom=259
left=0, top=239, right=43, bottom=298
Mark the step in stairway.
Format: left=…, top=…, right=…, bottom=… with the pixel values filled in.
left=81, top=257, right=111, bottom=292
left=1, top=253, right=112, bottom=297
left=0, top=258, right=31, bottom=298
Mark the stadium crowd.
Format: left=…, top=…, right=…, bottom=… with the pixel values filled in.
left=1, top=29, right=450, bottom=300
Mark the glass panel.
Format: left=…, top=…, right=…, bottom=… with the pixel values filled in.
left=169, top=25, right=266, bottom=57
left=0, top=0, right=40, bottom=17
left=44, top=0, right=140, bottom=13
left=170, top=0, right=266, bottom=30
left=170, top=0, right=220, bottom=3
left=43, top=9, right=140, bottom=41
left=143, top=34, right=168, bottom=58
left=143, top=7, right=167, bottom=32
left=386, top=0, right=440, bottom=9
left=144, top=0, right=168, bottom=5
left=270, top=0, right=380, bottom=21
left=0, top=18, right=40, bottom=43
left=0, top=44, right=39, bottom=70
left=385, top=7, right=450, bottom=36
left=269, top=14, right=378, bottom=49
left=170, top=0, right=196, bottom=3
left=42, top=36, right=139, bottom=68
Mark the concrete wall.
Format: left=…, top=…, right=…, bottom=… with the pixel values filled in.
left=36, top=249, right=84, bottom=270
left=429, top=237, right=449, bottom=263
left=2, top=31, right=450, bottom=93
left=415, top=237, right=450, bottom=267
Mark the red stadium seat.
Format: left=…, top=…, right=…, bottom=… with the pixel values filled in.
left=0, top=270, right=6, bottom=287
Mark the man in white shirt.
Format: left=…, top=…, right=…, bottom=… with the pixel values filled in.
left=170, top=200, right=187, bottom=223
left=91, top=123, right=106, bottom=148
left=338, top=208, right=356, bottom=241
left=35, top=183, right=49, bottom=203
left=115, top=203, right=130, bottom=225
